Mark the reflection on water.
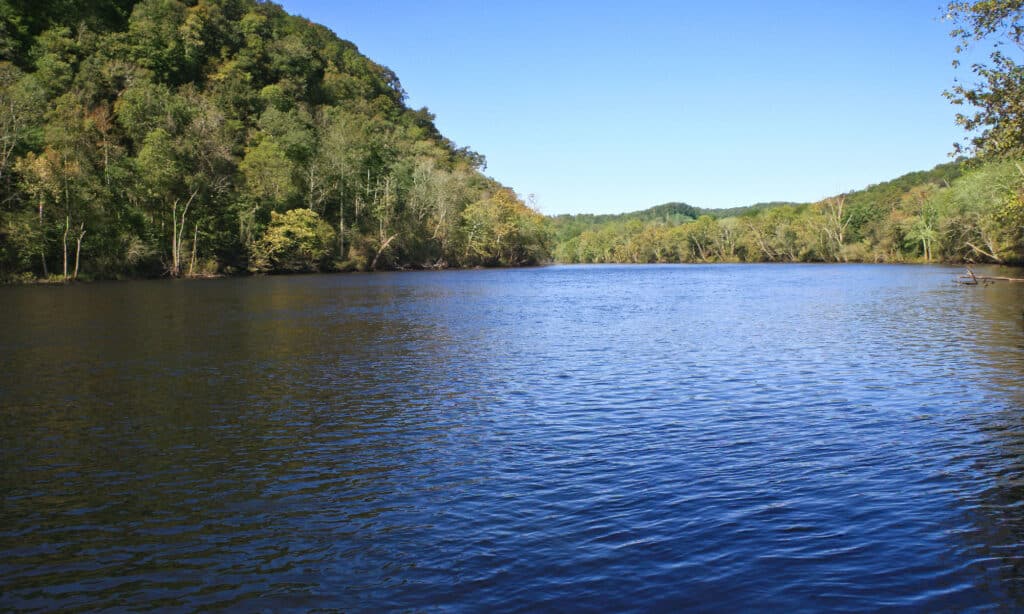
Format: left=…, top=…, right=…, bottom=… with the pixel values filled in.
left=1, top=264, right=1023, bottom=610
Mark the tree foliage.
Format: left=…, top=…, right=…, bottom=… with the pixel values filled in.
left=1, top=0, right=1020, bottom=281
left=250, top=208, right=334, bottom=272
left=551, top=161, right=1024, bottom=265
left=460, top=189, right=550, bottom=267
left=945, top=1, right=1024, bottom=157
left=0, top=0, right=549, bottom=281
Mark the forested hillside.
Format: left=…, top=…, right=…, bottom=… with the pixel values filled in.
left=551, top=160, right=1024, bottom=265
left=0, top=0, right=550, bottom=281
left=1, top=0, right=1022, bottom=281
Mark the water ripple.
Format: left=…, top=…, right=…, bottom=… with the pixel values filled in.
left=1, top=264, right=1023, bottom=610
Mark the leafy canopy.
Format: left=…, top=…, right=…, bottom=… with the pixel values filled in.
left=945, top=1, right=1024, bottom=157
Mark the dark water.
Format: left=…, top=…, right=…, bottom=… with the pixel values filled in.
left=2, top=264, right=1024, bottom=611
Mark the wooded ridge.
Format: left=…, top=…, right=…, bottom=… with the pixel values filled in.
left=1, top=0, right=1022, bottom=282
left=549, top=160, right=1023, bottom=266
left=0, top=0, right=550, bottom=282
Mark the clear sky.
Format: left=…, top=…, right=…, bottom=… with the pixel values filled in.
left=279, top=0, right=965, bottom=215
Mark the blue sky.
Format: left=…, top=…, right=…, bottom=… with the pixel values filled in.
left=280, top=1, right=966, bottom=215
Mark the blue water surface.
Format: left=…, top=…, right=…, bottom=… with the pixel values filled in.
left=1, top=264, right=1023, bottom=611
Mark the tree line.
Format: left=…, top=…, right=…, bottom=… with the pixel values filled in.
left=551, top=160, right=1024, bottom=265
left=0, top=0, right=1021, bottom=281
left=0, top=0, right=550, bottom=282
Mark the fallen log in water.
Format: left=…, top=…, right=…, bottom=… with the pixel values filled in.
left=957, top=267, right=1024, bottom=284
left=975, top=275, right=1024, bottom=282
left=958, top=268, right=978, bottom=285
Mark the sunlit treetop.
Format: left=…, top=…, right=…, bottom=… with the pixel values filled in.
left=945, top=0, right=1024, bottom=157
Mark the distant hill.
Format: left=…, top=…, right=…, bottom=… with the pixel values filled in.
left=699, top=201, right=808, bottom=218
left=550, top=159, right=1018, bottom=265
left=549, top=202, right=701, bottom=242
left=560, top=160, right=965, bottom=226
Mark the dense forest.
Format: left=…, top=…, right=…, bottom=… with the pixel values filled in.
left=550, top=160, right=1023, bottom=265
left=0, top=0, right=550, bottom=282
left=0, top=0, right=1022, bottom=281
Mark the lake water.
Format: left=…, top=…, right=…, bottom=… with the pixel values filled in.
left=1, top=264, right=1023, bottom=610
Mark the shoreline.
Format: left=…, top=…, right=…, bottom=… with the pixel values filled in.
left=5, top=260, right=1021, bottom=287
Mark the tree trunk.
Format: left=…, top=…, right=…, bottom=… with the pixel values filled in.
left=73, top=224, right=84, bottom=280
left=693, top=239, right=709, bottom=262
left=966, top=241, right=1004, bottom=263
left=170, top=190, right=198, bottom=277
left=823, top=196, right=849, bottom=261
left=171, top=199, right=179, bottom=276
left=338, top=184, right=345, bottom=258
left=189, top=222, right=198, bottom=277
left=371, top=233, right=397, bottom=270
left=62, top=215, right=69, bottom=282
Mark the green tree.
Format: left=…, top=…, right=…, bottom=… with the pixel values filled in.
left=0, top=62, right=44, bottom=199
left=460, top=189, right=550, bottom=266
left=945, top=1, right=1024, bottom=156
left=135, top=127, right=191, bottom=275
left=685, top=215, right=718, bottom=262
left=239, top=137, right=298, bottom=210
left=250, top=207, right=334, bottom=272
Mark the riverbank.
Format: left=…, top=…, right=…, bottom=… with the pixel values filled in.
left=6, top=260, right=1024, bottom=287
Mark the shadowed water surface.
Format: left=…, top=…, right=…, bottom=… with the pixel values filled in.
left=1, top=264, right=1023, bottom=610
